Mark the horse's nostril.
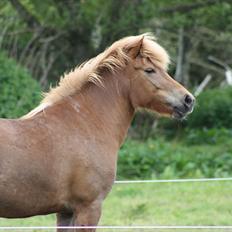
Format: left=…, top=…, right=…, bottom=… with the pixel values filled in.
left=184, top=94, right=193, bottom=105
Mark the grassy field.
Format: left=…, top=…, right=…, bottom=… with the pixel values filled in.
left=0, top=181, right=232, bottom=231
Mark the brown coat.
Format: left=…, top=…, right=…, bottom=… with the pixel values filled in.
left=0, top=34, right=194, bottom=232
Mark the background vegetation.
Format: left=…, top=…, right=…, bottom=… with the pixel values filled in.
left=0, top=51, right=40, bottom=118
left=0, top=0, right=231, bottom=179
left=0, top=0, right=232, bottom=228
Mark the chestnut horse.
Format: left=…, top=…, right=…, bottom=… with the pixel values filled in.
left=0, top=34, right=194, bottom=231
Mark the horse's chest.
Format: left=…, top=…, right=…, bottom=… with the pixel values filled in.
left=67, top=150, right=117, bottom=204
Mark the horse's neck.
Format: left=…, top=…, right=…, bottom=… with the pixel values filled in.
left=71, top=72, right=134, bottom=147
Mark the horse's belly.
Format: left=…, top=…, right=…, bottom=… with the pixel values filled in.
left=0, top=170, right=62, bottom=218
left=0, top=194, right=59, bottom=218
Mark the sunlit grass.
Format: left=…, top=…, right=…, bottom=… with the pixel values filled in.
left=101, top=181, right=232, bottom=226
left=0, top=181, right=232, bottom=231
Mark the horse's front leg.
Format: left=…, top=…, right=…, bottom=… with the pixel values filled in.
left=73, top=200, right=102, bottom=232
left=56, top=210, right=75, bottom=232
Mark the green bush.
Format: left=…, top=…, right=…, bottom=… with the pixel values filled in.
left=184, top=128, right=232, bottom=145
left=187, top=87, right=232, bottom=129
left=0, top=52, right=41, bottom=118
left=118, top=136, right=232, bottom=180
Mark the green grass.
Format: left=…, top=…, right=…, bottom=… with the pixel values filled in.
left=0, top=181, right=232, bottom=231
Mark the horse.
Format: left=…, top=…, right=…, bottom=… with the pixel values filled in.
left=0, top=33, right=194, bottom=231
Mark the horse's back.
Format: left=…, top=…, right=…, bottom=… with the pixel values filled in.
left=0, top=118, right=18, bottom=147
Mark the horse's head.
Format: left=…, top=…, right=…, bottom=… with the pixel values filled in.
left=127, top=35, right=195, bottom=119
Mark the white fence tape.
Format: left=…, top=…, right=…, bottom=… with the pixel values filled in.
left=0, top=226, right=232, bottom=230
left=115, top=177, right=232, bottom=184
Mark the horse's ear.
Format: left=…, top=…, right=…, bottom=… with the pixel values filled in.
left=128, top=36, right=144, bottom=59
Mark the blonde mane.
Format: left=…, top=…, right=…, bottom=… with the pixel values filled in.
left=22, top=33, right=170, bottom=119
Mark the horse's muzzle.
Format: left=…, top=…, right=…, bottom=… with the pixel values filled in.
left=172, top=94, right=195, bottom=120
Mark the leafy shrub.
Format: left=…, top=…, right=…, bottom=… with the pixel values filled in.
left=0, top=52, right=41, bottom=118
left=184, top=128, right=232, bottom=145
left=118, top=136, right=232, bottom=180
left=187, top=87, right=232, bottom=129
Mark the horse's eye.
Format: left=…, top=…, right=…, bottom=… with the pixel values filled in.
left=145, top=68, right=155, bottom=74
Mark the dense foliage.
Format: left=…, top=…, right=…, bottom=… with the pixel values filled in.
left=118, top=129, right=232, bottom=180
left=1, top=0, right=232, bottom=88
left=187, top=87, right=232, bottom=129
left=0, top=52, right=41, bottom=118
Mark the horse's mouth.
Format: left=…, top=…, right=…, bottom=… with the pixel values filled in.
left=172, top=109, right=186, bottom=120
left=172, top=105, right=194, bottom=120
